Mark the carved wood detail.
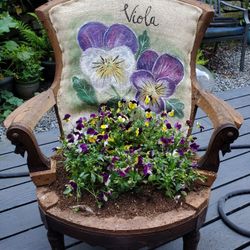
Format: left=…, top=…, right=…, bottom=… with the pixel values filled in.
left=198, top=124, right=239, bottom=172
left=6, top=125, right=50, bottom=172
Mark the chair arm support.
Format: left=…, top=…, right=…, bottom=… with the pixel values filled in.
left=220, top=0, right=246, bottom=12
left=195, top=89, right=243, bottom=172
left=4, top=89, right=56, bottom=173
left=220, top=1, right=250, bottom=24
left=195, top=89, right=243, bottom=129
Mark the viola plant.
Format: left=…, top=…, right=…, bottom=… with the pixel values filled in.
left=58, top=100, right=202, bottom=207
left=72, top=21, right=185, bottom=118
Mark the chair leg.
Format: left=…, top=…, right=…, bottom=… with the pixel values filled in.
left=183, top=230, right=200, bottom=250
left=240, top=30, right=248, bottom=71
left=47, top=227, right=65, bottom=250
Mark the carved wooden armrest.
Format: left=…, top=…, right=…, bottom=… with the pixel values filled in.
left=4, top=89, right=56, bottom=173
left=195, top=88, right=244, bottom=172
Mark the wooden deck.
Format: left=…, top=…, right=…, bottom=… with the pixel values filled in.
left=0, top=86, right=250, bottom=250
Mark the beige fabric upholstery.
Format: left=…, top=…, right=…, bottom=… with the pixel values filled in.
left=49, top=0, right=202, bottom=133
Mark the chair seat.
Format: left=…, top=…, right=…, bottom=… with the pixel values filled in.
left=205, top=26, right=244, bottom=38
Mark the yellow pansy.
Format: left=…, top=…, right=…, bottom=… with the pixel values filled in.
left=128, top=101, right=137, bottom=110
left=162, top=124, right=167, bottom=132
left=168, top=110, right=175, bottom=117
left=101, top=124, right=108, bottom=129
left=88, top=136, right=97, bottom=143
left=145, top=111, right=152, bottom=119
left=118, top=116, right=126, bottom=123
left=124, top=145, right=132, bottom=150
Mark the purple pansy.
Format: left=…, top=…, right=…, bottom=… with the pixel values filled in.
left=63, top=114, right=71, bottom=121
left=143, top=163, right=152, bottom=176
left=78, top=22, right=138, bottom=90
left=69, top=180, right=77, bottom=191
left=87, top=127, right=98, bottom=135
left=79, top=143, right=88, bottom=154
left=67, top=133, right=75, bottom=143
left=190, top=142, right=199, bottom=152
left=174, top=122, right=182, bottom=130
left=118, top=166, right=130, bottom=178
left=102, top=173, right=110, bottom=186
left=131, top=50, right=184, bottom=113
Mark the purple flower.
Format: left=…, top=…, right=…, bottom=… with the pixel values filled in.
left=118, top=170, right=126, bottom=177
left=191, top=162, right=198, bottom=168
left=87, top=127, right=98, bottom=135
left=96, top=134, right=104, bottom=142
left=69, top=180, right=77, bottom=191
left=78, top=22, right=138, bottom=53
left=143, top=163, right=152, bottom=176
left=63, top=114, right=71, bottom=121
left=190, top=142, right=199, bottom=152
left=160, top=136, right=173, bottom=146
left=79, top=143, right=88, bottom=154
left=67, top=134, right=75, bottom=143
left=102, top=173, right=110, bottom=185
left=174, top=122, right=182, bottom=130
left=180, top=137, right=186, bottom=145
left=131, top=50, right=184, bottom=113
left=111, top=156, right=120, bottom=163
left=78, top=22, right=138, bottom=90
left=166, top=122, right=172, bottom=129
left=118, top=166, right=131, bottom=177
left=90, top=113, right=97, bottom=118
left=137, top=155, right=144, bottom=166
left=177, top=148, right=185, bottom=156
left=76, top=122, right=84, bottom=131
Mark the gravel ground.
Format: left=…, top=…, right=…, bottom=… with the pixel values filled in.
left=0, top=42, right=250, bottom=142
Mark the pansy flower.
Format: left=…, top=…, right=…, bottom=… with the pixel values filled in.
left=79, top=143, right=88, bottom=154
left=63, top=114, right=71, bottom=122
left=78, top=22, right=138, bottom=90
left=143, top=163, right=152, bottom=176
left=131, top=50, right=184, bottom=113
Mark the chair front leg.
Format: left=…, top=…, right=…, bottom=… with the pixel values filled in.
left=183, top=230, right=200, bottom=250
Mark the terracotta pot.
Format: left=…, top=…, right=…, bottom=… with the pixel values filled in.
left=0, top=76, right=14, bottom=92
left=15, top=78, right=40, bottom=100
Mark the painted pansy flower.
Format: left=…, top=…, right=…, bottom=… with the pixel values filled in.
left=78, top=22, right=138, bottom=90
left=131, top=50, right=184, bottom=113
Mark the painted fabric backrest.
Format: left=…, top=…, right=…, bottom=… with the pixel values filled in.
left=49, top=0, right=203, bottom=133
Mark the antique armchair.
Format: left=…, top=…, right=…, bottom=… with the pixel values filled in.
left=4, top=0, right=243, bottom=249
left=203, top=0, right=250, bottom=71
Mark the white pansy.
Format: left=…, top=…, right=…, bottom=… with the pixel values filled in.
left=80, top=46, right=136, bottom=90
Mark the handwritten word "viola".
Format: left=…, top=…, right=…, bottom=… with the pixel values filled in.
left=122, top=4, right=159, bottom=27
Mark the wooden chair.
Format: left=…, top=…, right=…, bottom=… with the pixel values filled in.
left=4, top=0, right=243, bottom=249
left=203, top=0, right=250, bottom=71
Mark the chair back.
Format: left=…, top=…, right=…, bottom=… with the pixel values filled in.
left=36, top=0, right=213, bottom=134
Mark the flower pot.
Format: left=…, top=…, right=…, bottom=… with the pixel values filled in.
left=42, top=60, right=55, bottom=83
left=0, top=76, right=14, bottom=92
left=15, top=78, right=40, bottom=100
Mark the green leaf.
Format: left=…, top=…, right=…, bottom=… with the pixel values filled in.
left=91, top=173, right=96, bottom=183
left=166, top=98, right=185, bottom=119
left=106, top=97, right=120, bottom=109
left=0, top=13, right=17, bottom=34
left=136, top=30, right=150, bottom=59
left=7, top=96, right=23, bottom=106
left=3, top=41, right=18, bottom=51
left=72, top=76, right=98, bottom=106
